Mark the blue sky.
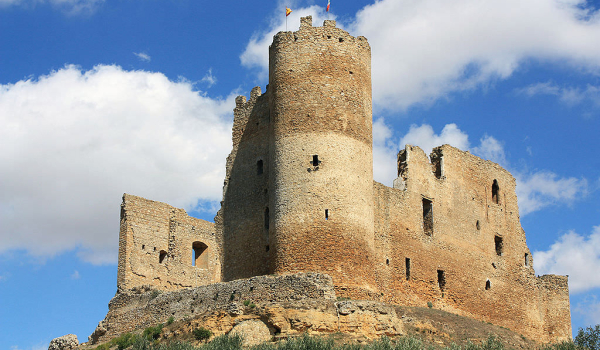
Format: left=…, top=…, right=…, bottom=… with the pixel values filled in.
left=1, top=0, right=599, bottom=348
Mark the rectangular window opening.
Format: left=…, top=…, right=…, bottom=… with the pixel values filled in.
left=405, top=258, right=411, bottom=280
left=495, top=235, right=503, bottom=256
left=257, top=160, right=264, bottom=175
left=325, top=209, right=329, bottom=220
left=437, top=270, right=446, bottom=292
left=422, top=198, right=433, bottom=236
left=264, top=207, right=270, bottom=230
left=312, top=155, right=319, bottom=166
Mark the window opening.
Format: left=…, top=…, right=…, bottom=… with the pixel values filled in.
left=495, top=235, right=503, bottom=256
left=476, top=220, right=481, bottom=230
left=405, top=258, right=411, bottom=280
left=159, top=250, right=167, bottom=264
left=492, top=180, right=500, bottom=204
left=257, top=160, right=263, bottom=175
left=264, top=207, right=270, bottom=230
left=525, top=253, right=530, bottom=266
left=312, top=155, right=319, bottom=166
left=192, top=241, right=208, bottom=268
left=437, top=270, right=446, bottom=292
left=325, top=209, right=329, bottom=220
left=485, top=279, right=491, bottom=290
left=142, top=244, right=145, bottom=250
left=266, top=245, right=270, bottom=252
left=386, top=258, right=390, bottom=266
left=423, top=198, right=433, bottom=236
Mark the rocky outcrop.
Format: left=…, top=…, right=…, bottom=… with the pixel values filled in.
left=48, top=334, right=78, bottom=350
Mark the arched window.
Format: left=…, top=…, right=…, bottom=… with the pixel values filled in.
left=159, top=250, right=167, bottom=264
left=492, top=180, right=500, bottom=204
left=485, top=279, right=491, bottom=290
left=192, top=241, right=208, bottom=268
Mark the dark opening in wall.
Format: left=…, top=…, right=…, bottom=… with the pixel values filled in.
left=325, top=209, right=329, bottom=220
left=476, top=220, right=481, bottom=230
left=192, top=241, right=208, bottom=268
left=120, top=206, right=125, bottom=221
left=525, top=253, right=530, bottom=266
left=264, top=207, right=270, bottom=230
left=492, top=180, right=500, bottom=204
left=266, top=245, right=270, bottom=252
left=485, top=279, right=491, bottom=290
left=312, top=155, right=320, bottom=166
left=142, top=245, right=145, bottom=250
left=422, top=198, right=433, bottom=236
left=495, top=235, right=503, bottom=256
left=437, top=270, right=446, bottom=292
left=386, top=258, right=390, bottom=266
left=405, top=258, right=411, bottom=280
left=257, top=160, right=263, bottom=175
left=159, top=250, right=167, bottom=264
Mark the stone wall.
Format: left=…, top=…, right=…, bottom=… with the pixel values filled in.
left=117, top=194, right=220, bottom=291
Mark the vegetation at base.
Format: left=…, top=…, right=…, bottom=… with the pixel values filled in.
left=143, top=323, right=164, bottom=340
left=193, top=327, right=213, bottom=341
left=167, top=317, right=175, bottom=325
left=427, top=302, right=433, bottom=309
left=243, top=300, right=251, bottom=306
left=94, top=324, right=600, bottom=350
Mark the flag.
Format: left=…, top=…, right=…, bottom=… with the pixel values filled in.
left=326, top=0, right=330, bottom=12
left=286, top=7, right=292, bottom=16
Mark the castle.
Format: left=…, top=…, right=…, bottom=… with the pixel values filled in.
left=115, top=17, right=571, bottom=343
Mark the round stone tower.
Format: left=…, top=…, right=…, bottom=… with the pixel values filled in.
left=268, top=16, right=376, bottom=295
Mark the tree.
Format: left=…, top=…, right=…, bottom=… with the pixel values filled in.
left=575, top=325, right=600, bottom=350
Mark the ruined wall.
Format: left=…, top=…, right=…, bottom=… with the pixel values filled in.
left=371, top=144, right=571, bottom=342
left=117, top=194, right=220, bottom=291
left=268, top=17, right=377, bottom=293
left=216, top=86, right=271, bottom=281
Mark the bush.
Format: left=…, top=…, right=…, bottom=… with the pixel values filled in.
left=249, top=303, right=256, bottom=308
left=201, top=334, right=243, bottom=350
left=167, top=316, right=175, bottom=325
left=243, top=300, right=250, bottom=306
left=576, top=325, right=600, bottom=350
left=427, top=302, right=433, bottom=309
left=143, top=323, right=164, bottom=340
left=114, top=332, right=139, bottom=350
left=193, top=327, right=213, bottom=341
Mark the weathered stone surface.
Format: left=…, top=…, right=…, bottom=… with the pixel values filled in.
left=48, top=334, right=78, bottom=350
left=229, top=320, right=272, bottom=346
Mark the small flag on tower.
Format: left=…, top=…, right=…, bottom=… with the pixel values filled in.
left=286, top=7, right=292, bottom=16
left=326, top=0, right=330, bottom=12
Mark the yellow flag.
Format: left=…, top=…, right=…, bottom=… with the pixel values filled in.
left=286, top=7, right=292, bottom=17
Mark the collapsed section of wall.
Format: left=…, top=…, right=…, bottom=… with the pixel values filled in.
left=117, top=194, right=220, bottom=291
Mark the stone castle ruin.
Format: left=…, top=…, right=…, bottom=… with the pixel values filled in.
left=116, top=17, right=571, bottom=343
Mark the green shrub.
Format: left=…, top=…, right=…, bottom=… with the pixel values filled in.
left=540, top=341, right=577, bottom=350
left=243, top=300, right=250, bottom=306
left=193, top=327, right=213, bottom=341
left=167, top=316, right=175, bottom=325
left=143, top=323, right=164, bottom=340
left=114, top=332, right=139, bottom=350
left=201, top=334, right=242, bottom=350
left=427, top=302, right=433, bottom=309
left=249, top=303, right=256, bottom=308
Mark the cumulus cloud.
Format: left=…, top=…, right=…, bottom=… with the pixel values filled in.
left=240, top=5, right=336, bottom=81
left=0, top=65, right=234, bottom=265
left=372, top=118, right=398, bottom=186
left=534, top=225, right=600, bottom=293
left=70, top=270, right=80, bottom=280
left=134, top=52, right=151, bottom=62
left=349, top=0, right=600, bottom=111
left=472, top=135, right=507, bottom=166
left=573, top=294, right=600, bottom=325
left=516, top=171, right=588, bottom=215
left=517, top=81, right=600, bottom=107
left=399, top=124, right=470, bottom=156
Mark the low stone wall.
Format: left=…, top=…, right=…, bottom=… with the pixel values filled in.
left=89, top=273, right=336, bottom=344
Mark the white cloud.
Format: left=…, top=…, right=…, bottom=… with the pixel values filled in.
left=515, top=171, right=588, bottom=215
left=133, top=52, right=151, bottom=62
left=240, top=5, right=336, bottom=81
left=0, top=65, right=234, bottom=265
left=398, top=123, right=470, bottom=155
left=534, top=225, right=600, bottom=293
left=0, top=0, right=104, bottom=13
left=372, top=118, right=398, bottom=186
left=200, top=69, right=217, bottom=88
left=573, top=295, right=600, bottom=325
left=70, top=270, right=80, bottom=279
left=518, top=81, right=600, bottom=107
left=472, top=135, right=507, bottom=166
left=347, top=0, right=600, bottom=111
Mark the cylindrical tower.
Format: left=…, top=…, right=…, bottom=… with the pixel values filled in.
left=268, top=17, right=376, bottom=294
